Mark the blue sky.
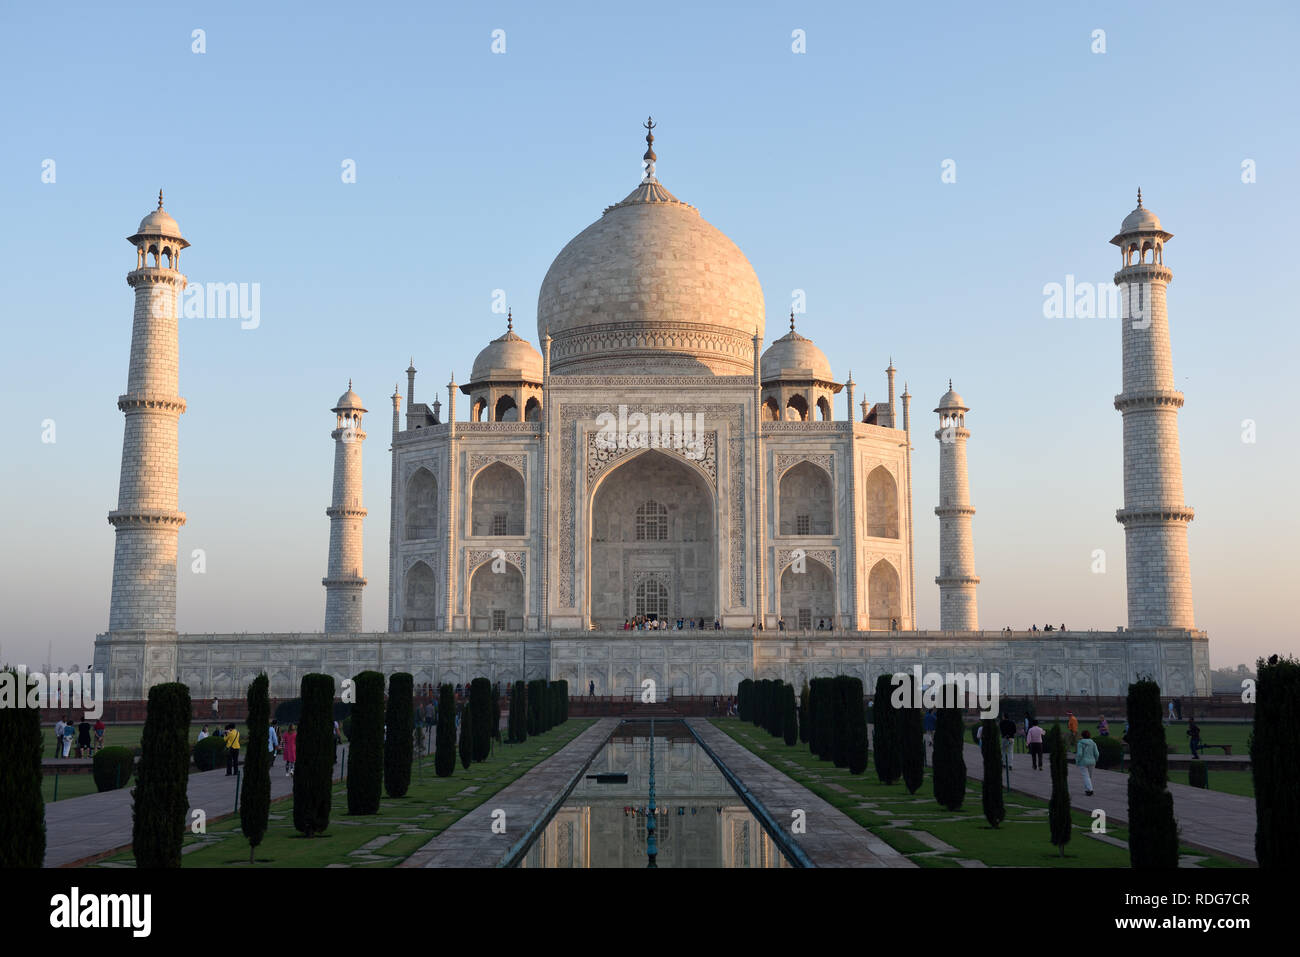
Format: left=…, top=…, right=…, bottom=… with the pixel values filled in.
left=1, top=1, right=1295, bottom=669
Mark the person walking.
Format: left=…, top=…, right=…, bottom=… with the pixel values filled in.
left=267, top=723, right=279, bottom=767
left=212, top=696, right=219, bottom=721
left=76, top=717, right=92, bottom=758
left=999, top=712, right=1017, bottom=770
left=1186, top=719, right=1202, bottom=759
left=1026, top=720, right=1046, bottom=770
left=93, top=717, right=106, bottom=752
left=61, top=719, right=74, bottom=757
left=923, top=709, right=937, bottom=765
left=1066, top=711, right=1079, bottom=749
left=282, top=724, right=297, bottom=776
left=54, top=717, right=66, bottom=756
left=223, top=723, right=241, bottom=775
left=1076, top=730, right=1100, bottom=796
left=589, top=679, right=595, bottom=696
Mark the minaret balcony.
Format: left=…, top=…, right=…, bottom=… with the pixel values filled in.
left=118, top=393, right=187, bottom=414
left=1113, top=389, right=1185, bottom=412
left=108, top=509, right=186, bottom=529
left=1116, top=506, right=1195, bottom=526
left=1113, top=263, right=1172, bottom=285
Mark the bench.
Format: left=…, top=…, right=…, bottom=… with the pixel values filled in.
left=1196, top=743, right=1231, bottom=755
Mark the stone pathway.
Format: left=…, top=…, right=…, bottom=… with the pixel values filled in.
left=43, top=752, right=333, bottom=867
left=401, top=719, right=618, bottom=868
left=960, top=743, right=1256, bottom=863
left=687, top=719, right=913, bottom=868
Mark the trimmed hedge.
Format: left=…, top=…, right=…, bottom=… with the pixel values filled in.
left=1047, top=723, right=1071, bottom=856
left=1127, top=678, right=1179, bottom=868
left=1253, top=654, right=1300, bottom=867
left=872, top=673, right=900, bottom=784
left=1095, top=735, right=1124, bottom=770
left=385, top=673, right=414, bottom=798
left=844, top=677, right=868, bottom=775
left=508, top=680, right=527, bottom=744
left=132, top=682, right=191, bottom=868
left=782, top=683, right=798, bottom=747
left=980, top=718, right=1005, bottom=828
left=435, top=684, right=456, bottom=777
left=458, top=698, right=474, bottom=770
left=93, top=746, right=136, bottom=792
left=293, top=673, right=335, bottom=837
left=347, top=671, right=385, bottom=815
left=193, top=735, right=227, bottom=771
left=0, top=668, right=44, bottom=867
left=932, top=688, right=966, bottom=811
left=798, top=681, right=810, bottom=745
left=1188, top=762, right=1209, bottom=789
left=241, top=673, right=272, bottom=862
left=738, top=679, right=753, bottom=723
left=470, top=677, right=492, bottom=762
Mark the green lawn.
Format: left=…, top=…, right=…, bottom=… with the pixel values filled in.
left=1005, top=719, right=1253, bottom=756
left=88, top=720, right=592, bottom=868
left=713, top=719, right=1245, bottom=869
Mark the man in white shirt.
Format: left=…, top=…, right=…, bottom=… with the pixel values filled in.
left=268, top=724, right=279, bottom=766
left=197, top=726, right=209, bottom=742
left=54, top=718, right=66, bottom=755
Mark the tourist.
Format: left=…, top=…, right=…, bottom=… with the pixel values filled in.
left=93, top=717, right=106, bottom=752
left=61, top=719, right=74, bottom=757
left=334, top=719, right=343, bottom=747
left=76, top=717, right=92, bottom=758
left=589, top=679, right=595, bottom=696
left=54, top=716, right=66, bottom=755
left=1167, top=700, right=1176, bottom=723
left=283, top=724, right=298, bottom=776
left=1026, top=719, right=1046, bottom=770
left=778, top=618, right=785, bottom=632
left=1066, top=711, right=1079, bottom=748
left=224, top=723, right=241, bottom=775
left=268, top=722, right=279, bottom=767
left=1060, top=623, right=1067, bottom=632
left=212, top=696, right=219, bottom=720
left=1076, top=730, right=1099, bottom=796
left=923, top=709, right=936, bottom=763
left=698, top=617, right=706, bottom=630
left=1044, top=623, right=1054, bottom=632
left=999, top=712, right=1016, bottom=770
left=713, top=619, right=720, bottom=630
left=198, top=725, right=209, bottom=741
left=1098, top=715, right=1109, bottom=737
left=1186, top=719, right=1202, bottom=759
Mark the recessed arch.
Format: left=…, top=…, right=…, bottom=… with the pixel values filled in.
left=404, top=560, right=437, bottom=630
left=495, top=394, right=519, bottom=421
left=524, top=396, right=541, bottom=421
left=404, top=467, right=438, bottom=540
left=780, top=558, right=835, bottom=629
left=762, top=397, right=781, bottom=421
left=785, top=394, right=809, bottom=421
left=868, top=559, right=901, bottom=629
left=470, top=560, right=524, bottom=631
left=779, top=460, right=832, bottom=536
left=816, top=396, right=832, bottom=421
left=470, top=461, right=525, bottom=536
left=864, top=465, right=899, bottom=538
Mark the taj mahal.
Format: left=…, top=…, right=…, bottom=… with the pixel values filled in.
left=93, top=122, right=1210, bottom=701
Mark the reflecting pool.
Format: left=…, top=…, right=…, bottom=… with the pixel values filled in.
left=519, top=720, right=792, bottom=868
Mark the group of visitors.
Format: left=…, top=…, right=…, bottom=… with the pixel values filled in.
left=199, top=721, right=298, bottom=777
left=1002, top=623, right=1068, bottom=634
left=52, top=715, right=106, bottom=757
left=621, top=616, right=719, bottom=631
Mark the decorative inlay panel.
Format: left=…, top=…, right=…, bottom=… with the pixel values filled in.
left=775, top=452, right=833, bottom=478
left=468, top=452, right=526, bottom=479
left=775, top=548, right=837, bottom=573
left=586, top=431, right=716, bottom=486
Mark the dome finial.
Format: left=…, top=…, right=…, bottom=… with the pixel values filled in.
left=157, top=189, right=164, bottom=210
left=789, top=310, right=795, bottom=334
left=1137, top=187, right=1143, bottom=208
left=642, top=116, right=657, bottom=181
left=348, top=377, right=353, bottom=390
left=507, top=307, right=513, bottom=332
left=949, top=377, right=953, bottom=391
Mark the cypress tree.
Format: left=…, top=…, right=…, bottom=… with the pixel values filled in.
left=1253, top=655, right=1300, bottom=867
left=932, top=687, right=966, bottom=810
left=347, top=671, right=385, bottom=815
left=872, top=673, right=900, bottom=784
left=770, top=679, right=785, bottom=737
left=294, top=673, right=335, bottom=836
left=846, top=677, right=869, bottom=774
left=738, top=679, right=753, bottom=722
left=753, top=679, right=766, bottom=728
left=783, top=683, right=798, bottom=746
left=470, top=677, right=492, bottom=761
left=0, top=668, right=45, bottom=867
left=898, top=675, right=925, bottom=794
left=132, top=682, right=191, bottom=867
left=798, top=681, right=810, bottom=744
left=980, top=718, right=1005, bottom=828
left=1126, top=678, right=1179, bottom=868
left=555, top=680, right=568, bottom=724
left=1047, top=723, right=1071, bottom=856
left=458, top=699, right=474, bottom=770
left=384, top=673, right=414, bottom=798
left=511, top=680, right=527, bottom=744
left=527, top=679, right=545, bottom=736
left=491, top=683, right=502, bottom=742
left=831, top=676, right=850, bottom=768
left=434, top=684, right=457, bottom=777
left=240, top=673, right=271, bottom=863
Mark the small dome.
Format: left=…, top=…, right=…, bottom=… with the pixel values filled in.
left=1120, top=205, right=1162, bottom=233
left=333, top=383, right=366, bottom=413
left=470, top=325, right=543, bottom=384
left=761, top=323, right=833, bottom=383
left=935, top=382, right=967, bottom=412
left=136, top=207, right=182, bottom=237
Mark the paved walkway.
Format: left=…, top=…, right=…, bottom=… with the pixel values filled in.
left=44, top=754, right=324, bottom=867
left=401, top=719, right=618, bottom=868
left=688, top=719, right=913, bottom=868
left=960, top=743, right=1256, bottom=863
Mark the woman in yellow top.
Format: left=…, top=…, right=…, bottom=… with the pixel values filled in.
left=224, top=724, right=241, bottom=776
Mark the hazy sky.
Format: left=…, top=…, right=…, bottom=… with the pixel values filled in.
left=2, top=2, right=1295, bottom=670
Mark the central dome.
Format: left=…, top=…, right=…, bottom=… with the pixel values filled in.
left=537, top=157, right=765, bottom=375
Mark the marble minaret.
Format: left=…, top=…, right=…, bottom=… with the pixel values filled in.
left=324, top=382, right=367, bottom=632
left=1111, top=191, right=1195, bottom=629
left=935, top=382, right=979, bottom=630
left=108, top=193, right=189, bottom=634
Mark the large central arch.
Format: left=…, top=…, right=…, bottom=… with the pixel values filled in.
left=588, top=449, right=716, bottom=627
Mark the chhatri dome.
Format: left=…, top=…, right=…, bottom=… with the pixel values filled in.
left=470, top=310, right=543, bottom=384
left=537, top=118, right=765, bottom=375
left=761, top=311, right=834, bottom=383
